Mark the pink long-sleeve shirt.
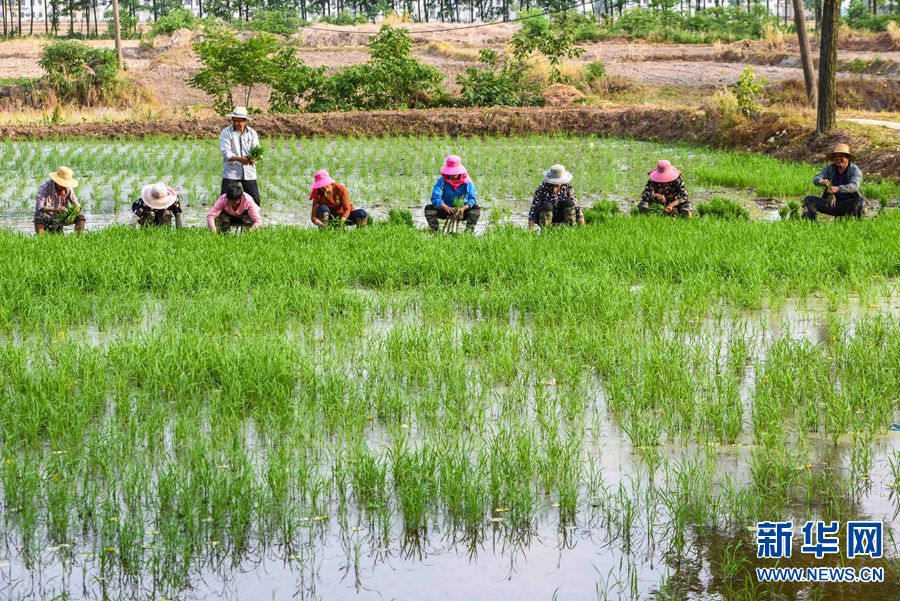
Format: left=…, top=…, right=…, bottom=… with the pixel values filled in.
left=206, top=192, right=262, bottom=230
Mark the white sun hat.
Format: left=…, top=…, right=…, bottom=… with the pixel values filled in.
left=141, top=183, right=178, bottom=210
left=544, top=164, right=573, bottom=185
left=227, top=106, right=251, bottom=120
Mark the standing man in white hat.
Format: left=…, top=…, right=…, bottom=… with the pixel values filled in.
left=219, top=106, right=261, bottom=207
left=34, top=166, right=85, bottom=235
left=131, top=183, right=183, bottom=229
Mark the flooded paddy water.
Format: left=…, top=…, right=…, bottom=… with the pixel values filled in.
left=1, top=283, right=899, bottom=600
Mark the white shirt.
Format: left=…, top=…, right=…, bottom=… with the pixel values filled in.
left=219, top=125, right=259, bottom=181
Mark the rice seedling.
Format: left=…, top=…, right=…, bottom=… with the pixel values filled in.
left=0, top=137, right=898, bottom=600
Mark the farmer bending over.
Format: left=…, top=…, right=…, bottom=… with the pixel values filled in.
left=804, top=144, right=867, bottom=220
left=309, top=170, right=368, bottom=228
left=207, top=184, right=262, bottom=234
left=34, top=166, right=85, bottom=235
left=219, top=106, right=262, bottom=206
left=637, top=160, right=693, bottom=217
left=425, top=155, right=481, bottom=233
left=132, top=183, right=183, bottom=229
left=528, top=164, right=585, bottom=230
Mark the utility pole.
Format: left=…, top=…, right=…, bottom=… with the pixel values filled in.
left=112, top=0, right=123, bottom=68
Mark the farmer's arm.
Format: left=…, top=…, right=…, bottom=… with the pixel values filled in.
left=675, top=178, right=688, bottom=204
left=174, top=213, right=183, bottom=229
left=310, top=198, right=324, bottom=228
left=813, top=165, right=832, bottom=187
left=570, top=187, right=585, bottom=224
left=69, top=190, right=81, bottom=210
left=465, top=181, right=477, bottom=208
left=130, top=214, right=140, bottom=229
left=336, top=186, right=352, bottom=219
left=207, top=196, right=224, bottom=233
left=430, top=178, right=445, bottom=207
left=527, top=186, right=543, bottom=229
left=247, top=200, right=262, bottom=231
left=640, top=182, right=654, bottom=204
left=171, top=200, right=183, bottom=229
left=837, top=165, right=862, bottom=194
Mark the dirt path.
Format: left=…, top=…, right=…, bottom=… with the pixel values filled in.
left=843, top=118, right=900, bottom=130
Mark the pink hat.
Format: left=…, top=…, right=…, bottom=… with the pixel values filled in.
left=440, top=155, right=467, bottom=176
left=648, top=160, right=681, bottom=183
left=311, top=169, right=336, bottom=191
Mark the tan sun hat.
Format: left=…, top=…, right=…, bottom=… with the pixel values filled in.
left=826, top=143, right=856, bottom=162
left=141, top=183, right=178, bottom=210
left=544, top=164, right=573, bottom=185
left=49, top=166, right=78, bottom=189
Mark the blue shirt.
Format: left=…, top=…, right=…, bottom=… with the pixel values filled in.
left=430, top=177, right=477, bottom=208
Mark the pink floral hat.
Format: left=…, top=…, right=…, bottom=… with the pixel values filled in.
left=440, top=155, right=467, bottom=176
left=648, top=160, right=681, bottom=183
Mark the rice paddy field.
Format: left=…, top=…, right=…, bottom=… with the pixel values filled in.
left=1, top=135, right=900, bottom=600
left=1, top=135, right=899, bottom=232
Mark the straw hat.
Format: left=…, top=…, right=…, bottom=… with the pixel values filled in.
left=826, top=143, right=856, bottom=162
left=141, top=183, right=178, bottom=210
left=311, top=169, right=336, bottom=191
left=227, top=106, right=251, bottom=120
left=648, top=160, right=681, bottom=184
left=440, top=155, right=467, bottom=176
left=48, top=166, right=78, bottom=189
left=544, top=164, right=573, bottom=185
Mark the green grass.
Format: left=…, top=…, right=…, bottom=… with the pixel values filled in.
left=1, top=143, right=900, bottom=599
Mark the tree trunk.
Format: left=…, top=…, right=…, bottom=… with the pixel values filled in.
left=816, top=0, right=839, bottom=134
left=112, top=0, right=123, bottom=67
left=792, top=0, right=817, bottom=107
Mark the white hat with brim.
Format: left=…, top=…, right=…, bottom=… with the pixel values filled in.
left=142, top=183, right=177, bottom=210
left=544, top=164, right=573, bottom=186
left=227, top=106, right=251, bottom=120
left=49, top=166, right=78, bottom=189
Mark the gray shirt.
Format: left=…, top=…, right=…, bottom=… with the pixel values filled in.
left=219, top=125, right=259, bottom=181
left=813, top=163, right=862, bottom=200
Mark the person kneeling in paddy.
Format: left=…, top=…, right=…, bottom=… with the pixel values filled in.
left=637, top=160, right=693, bottom=217
left=309, top=170, right=368, bottom=228
left=804, top=144, right=867, bottom=220
left=207, top=184, right=262, bottom=234
left=528, top=164, right=585, bottom=230
left=132, top=183, right=183, bottom=229
left=34, top=166, right=85, bottom=235
left=425, top=155, right=481, bottom=233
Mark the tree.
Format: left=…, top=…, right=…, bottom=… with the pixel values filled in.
left=189, top=28, right=282, bottom=113
left=816, top=0, right=839, bottom=133
left=791, top=0, right=816, bottom=107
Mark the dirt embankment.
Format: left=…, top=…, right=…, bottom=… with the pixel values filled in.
left=1, top=107, right=896, bottom=180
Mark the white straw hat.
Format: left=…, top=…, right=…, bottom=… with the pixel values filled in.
left=141, top=183, right=177, bottom=210
left=544, top=164, right=573, bottom=185
left=227, top=106, right=251, bottom=120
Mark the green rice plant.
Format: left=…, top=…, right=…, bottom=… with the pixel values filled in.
left=778, top=199, right=803, bottom=220
left=696, top=197, right=750, bottom=221
left=56, top=203, right=81, bottom=225
left=386, top=208, right=413, bottom=227
left=583, top=200, right=619, bottom=224
left=247, top=145, right=265, bottom=163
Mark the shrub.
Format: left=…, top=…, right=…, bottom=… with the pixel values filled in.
left=250, top=9, right=307, bottom=35
left=457, top=49, right=541, bottom=108
left=584, top=200, right=620, bottom=224
left=39, top=40, right=121, bottom=105
left=846, top=0, right=900, bottom=32
left=511, top=12, right=584, bottom=84
left=268, top=49, right=326, bottom=113
left=733, top=66, right=767, bottom=117
left=584, top=60, right=606, bottom=84
left=151, top=8, right=197, bottom=36
left=696, top=197, right=750, bottom=220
